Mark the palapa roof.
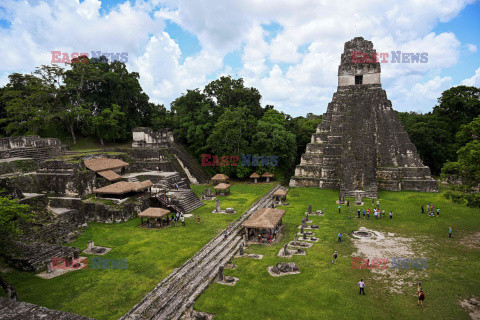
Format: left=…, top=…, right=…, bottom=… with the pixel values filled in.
left=97, top=170, right=122, bottom=181
left=93, top=180, right=153, bottom=195
left=250, top=172, right=260, bottom=178
left=212, top=173, right=229, bottom=180
left=138, top=207, right=170, bottom=218
left=242, top=208, right=285, bottom=229
left=214, top=183, right=231, bottom=190
left=261, top=172, right=274, bottom=178
left=273, top=189, right=288, bottom=197
left=84, top=158, right=129, bottom=172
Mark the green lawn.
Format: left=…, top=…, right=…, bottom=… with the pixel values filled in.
left=0, top=183, right=275, bottom=320
left=194, top=186, right=480, bottom=320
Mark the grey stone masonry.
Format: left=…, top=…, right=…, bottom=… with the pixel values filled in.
left=0, top=297, right=94, bottom=320
left=290, top=37, right=438, bottom=195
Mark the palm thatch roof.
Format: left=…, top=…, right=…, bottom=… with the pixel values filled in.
left=250, top=172, right=260, bottom=178
left=273, top=189, right=288, bottom=197
left=212, top=173, right=229, bottom=181
left=261, top=172, right=274, bottom=178
left=242, top=208, right=285, bottom=229
left=84, top=158, right=129, bottom=172
left=214, top=183, right=231, bottom=190
left=138, top=207, right=170, bottom=218
left=93, top=180, right=153, bottom=195
left=97, top=170, right=122, bottom=181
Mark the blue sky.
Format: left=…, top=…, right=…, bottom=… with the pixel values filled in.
left=0, top=0, right=479, bottom=116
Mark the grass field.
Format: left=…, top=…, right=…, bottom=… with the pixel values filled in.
left=194, top=186, right=480, bottom=320
left=0, top=183, right=274, bottom=320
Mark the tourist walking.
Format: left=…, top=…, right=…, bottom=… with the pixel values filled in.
left=421, top=205, right=424, bottom=213
left=437, top=208, right=440, bottom=217
left=389, top=211, right=393, bottom=219
left=374, top=210, right=378, bottom=219
left=358, top=279, right=366, bottom=295
left=363, top=209, right=366, bottom=218
left=358, top=209, right=361, bottom=218
left=197, top=216, right=201, bottom=224
left=418, top=290, right=425, bottom=307
left=338, top=232, right=342, bottom=242
left=347, top=200, right=350, bottom=207
left=449, top=227, right=452, bottom=238
left=367, top=210, right=370, bottom=220
left=332, top=251, right=338, bottom=264
left=181, top=215, right=185, bottom=226
left=382, top=209, right=385, bottom=217
left=338, top=205, right=341, bottom=213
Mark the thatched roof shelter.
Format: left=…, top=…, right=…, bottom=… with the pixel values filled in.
left=242, top=208, right=285, bottom=229
left=138, top=207, right=170, bottom=218
left=250, top=172, right=260, bottom=178
left=261, top=172, right=274, bottom=178
left=212, top=173, right=229, bottom=180
left=84, top=158, right=129, bottom=172
left=214, top=183, right=231, bottom=190
left=93, top=180, right=153, bottom=195
left=273, top=189, right=287, bottom=197
left=97, top=170, right=122, bottom=181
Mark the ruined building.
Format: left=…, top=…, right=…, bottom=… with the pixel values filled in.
left=290, top=37, right=438, bottom=197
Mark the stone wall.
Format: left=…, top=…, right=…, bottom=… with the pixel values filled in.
left=132, top=127, right=174, bottom=147
left=0, top=136, right=62, bottom=151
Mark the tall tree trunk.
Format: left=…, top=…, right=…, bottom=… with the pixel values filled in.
left=69, top=123, right=76, bottom=144
left=100, top=137, right=104, bottom=146
left=0, top=274, right=18, bottom=301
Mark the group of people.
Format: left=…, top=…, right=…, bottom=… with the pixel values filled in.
left=421, top=203, right=440, bottom=217
left=355, top=208, right=393, bottom=220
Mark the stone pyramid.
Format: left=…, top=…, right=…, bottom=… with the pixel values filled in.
left=289, top=37, right=438, bottom=197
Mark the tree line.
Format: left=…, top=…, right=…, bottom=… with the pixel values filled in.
left=0, top=57, right=321, bottom=182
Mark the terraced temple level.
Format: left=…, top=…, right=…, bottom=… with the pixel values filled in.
left=289, top=37, right=438, bottom=197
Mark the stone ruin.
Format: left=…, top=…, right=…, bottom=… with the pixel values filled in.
left=0, top=136, right=66, bottom=161
left=132, top=127, right=174, bottom=147
left=290, top=37, right=438, bottom=198
left=269, top=262, right=300, bottom=276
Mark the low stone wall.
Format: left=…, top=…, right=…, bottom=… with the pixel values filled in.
left=0, top=159, right=38, bottom=175
left=0, top=136, right=62, bottom=151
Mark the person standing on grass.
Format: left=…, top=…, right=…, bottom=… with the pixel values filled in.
left=358, top=279, right=366, bottom=295
left=181, top=215, right=185, bottom=226
left=421, top=205, right=424, bottom=214
left=437, top=208, right=440, bottom=217
left=338, top=232, right=342, bottom=242
left=389, top=211, right=393, bottom=219
left=374, top=210, right=378, bottom=219
left=382, top=209, right=385, bottom=218
left=449, top=227, right=452, bottom=238
left=418, top=290, right=425, bottom=307
left=338, top=205, right=341, bottom=213
left=363, top=209, right=366, bottom=218
left=332, top=251, right=338, bottom=264
left=367, top=210, right=370, bottom=220
left=358, top=209, right=361, bottom=218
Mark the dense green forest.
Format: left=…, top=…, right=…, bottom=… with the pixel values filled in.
left=0, top=57, right=479, bottom=201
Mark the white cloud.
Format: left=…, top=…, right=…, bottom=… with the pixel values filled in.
left=460, top=67, right=480, bottom=87
left=0, top=0, right=476, bottom=116
left=467, top=43, right=478, bottom=53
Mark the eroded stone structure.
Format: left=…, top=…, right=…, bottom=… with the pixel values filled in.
left=290, top=37, right=438, bottom=197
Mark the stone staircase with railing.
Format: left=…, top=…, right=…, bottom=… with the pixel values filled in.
left=168, top=142, right=210, bottom=184
left=121, top=184, right=282, bottom=320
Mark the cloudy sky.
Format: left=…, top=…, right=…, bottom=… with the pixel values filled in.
left=0, top=0, right=479, bottom=116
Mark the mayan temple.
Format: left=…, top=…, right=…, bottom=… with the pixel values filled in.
left=289, top=37, right=438, bottom=197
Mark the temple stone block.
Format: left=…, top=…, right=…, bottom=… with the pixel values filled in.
left=290, top=37, right=438, bottom=195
